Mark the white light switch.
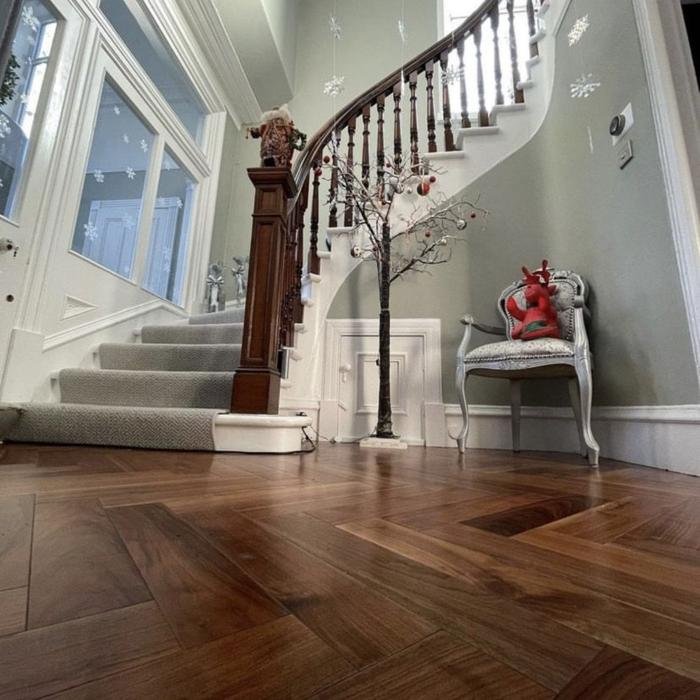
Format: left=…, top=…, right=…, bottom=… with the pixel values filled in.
left=618, top=140, right=634, bottom=169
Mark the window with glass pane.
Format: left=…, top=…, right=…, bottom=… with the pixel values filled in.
left=99, top=0, right=205, bottom=142
left=0, top=0, right=58, bottom=218
left=70, top=80, right=154, bottom=279
left=142, top=150, right=195, bottom=304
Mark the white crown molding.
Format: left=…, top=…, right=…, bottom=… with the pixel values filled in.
left=173, top=0, right=262, bottom=127
left=633, top=0, right=700, bottom=389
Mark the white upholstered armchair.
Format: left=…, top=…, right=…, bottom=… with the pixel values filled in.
left=455, top=267, right=600, bottom=466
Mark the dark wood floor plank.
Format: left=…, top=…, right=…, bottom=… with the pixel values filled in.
left=343, top=518, right=700, bottom=682
left=541, top=496, right=676, bottom=543
left=259, top=512, right=601, bottom=692
left=108, top=503, right=286, bottom=648
left=555, top=647, right=700, bottom=699
left=0, top=587, right=26, bottom=636
left=28, top=499, right=151, bottom=629
left=461, top=495, right=607, bottom=536
left=0, top=494, right=34, bottom=591
left=51, top=615, right=353, bottom=700
left=515, top=529, right=700, bottom=595
left=389, top=491, right=550, bottom=530
left=309, top=484, right=497, bottom=526
left=179, top=506, right=437, bottom=668
left=0, top=601, right=178, bottom=699
left=615, top=499, right=700, bottom=564
left=313, top=631, right=553, bottom=700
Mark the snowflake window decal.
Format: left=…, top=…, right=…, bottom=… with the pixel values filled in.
left=0, top=114, right=11, bottom=139
left=122, top=133, right=130, bottom=144
left=19, top=93, right=28, bottom=104
left=398, top=19, right=408, bottom=45
left=570, top=74, right=601, bottom=99
left=139, top=139, right=149, bottom=153
left=568, top=15, right=590, bottom=46
left=125, top=167, right=136, bottom=180
left=0, top=178, right=4, bottom=189
left=329, top=15, right=342, bottom=40
left=441, top=66, right=464, bottom=87
left=21, top=6, right=39, bottom=32
left=113, top=105, right=121, bottom=116
left=323, top=75, right=345, bottom=97
left=93, top=170, right=104, bottom=183
left=176, top=198, right=184, bottom=209
left=83, top=223, right=99, bottom=242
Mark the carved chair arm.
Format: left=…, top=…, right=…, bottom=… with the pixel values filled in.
left=457, top=314, right=507, bottom=365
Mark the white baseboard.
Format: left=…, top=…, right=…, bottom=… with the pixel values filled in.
left=436, top=403, right=700, bottom=476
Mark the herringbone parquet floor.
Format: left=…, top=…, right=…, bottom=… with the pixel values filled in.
left=0, top=441, right=699, bottom=699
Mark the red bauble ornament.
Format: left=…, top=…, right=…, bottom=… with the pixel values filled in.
left=314, top=168, right=322, bottom=177
left=323, top=155, right=331, bottom=164
left=417, top=182, right=430, bottom=196
left=425, top=231, right=432, bottom=237
left=429, top=175, right=437, bottom=183
left=469, top=211, right=478, bottom=219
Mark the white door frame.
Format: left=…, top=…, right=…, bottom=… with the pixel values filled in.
left=633, top=0, right=700, bottom=389
left=319, top=318, right=444, bottom=445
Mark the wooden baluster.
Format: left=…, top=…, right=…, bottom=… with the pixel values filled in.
left=344, top=116, right=356, bottom=227
left=376, top=94, right=386, bottom=198
left=232, top=168, right=297, bottom=414
left=490, top=4, right=504, bottom=105
left=408, top=71, right=419, bottom=173
left=425, top=60, right=437, bottom=153
left=308, top=163, right=320, bottom=275
left=457, top=38, right=471, bottom=128
left=507, top=0, right=524, bottom=103
left=526, top=0, right=539, bottom=57
left=329, top=128, right=340, bottom=228
left=294, top=183, right=309, bottom=325
left=393, top=82, right=402, bottom=172
left=474, top=24, right=489, bottom=127
left=439, top=50, right=456, bottom=151
left=361, top=105, right=371, bottom=191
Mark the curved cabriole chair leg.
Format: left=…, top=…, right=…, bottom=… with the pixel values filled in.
left=456, top=364, right=469, bottom=453
left=568, top=378, right=588, bottom=458
left=576, top=362, right=600, bottom=468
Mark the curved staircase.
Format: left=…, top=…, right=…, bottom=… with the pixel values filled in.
left=2, top=0, right=562, bottom=452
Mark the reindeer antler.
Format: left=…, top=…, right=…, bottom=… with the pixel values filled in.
left=539, top=259, right=551, bottom=285
left=521, top=265, right=540, bottom=284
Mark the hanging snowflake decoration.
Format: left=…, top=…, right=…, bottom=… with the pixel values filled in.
left=323, top=75, right=345, bottom=97
left=21, top=6, right=40, bottom=32
left=0, top=114, right=11, bottom=139
left=83, top=223, right=98, bottom=242
left=329, top=15, right=342, bottom=40
left=568, top=15, right=590, bottom=46
left=93, top=169, right=104, bottom=183
left=19, top=93, right=28, bottom=104
left=139, top=139, right=149, bottom=153
left=398, top=19, right=408, bottom=45
left=570, top=73, right=601, bottom=99
left=441, top=65, right=464, bottom=87
left=176, top=197, right=184, bottom=209
left=125, top=167, right=136, bottom=179
left=122, top=133, right=130, bottom=144
left=113, top=105, right=121, bottom=116
left=0, top=178, right=4, bottom=189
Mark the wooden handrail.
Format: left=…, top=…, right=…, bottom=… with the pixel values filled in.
left=291, top=0, right=499, bottom=199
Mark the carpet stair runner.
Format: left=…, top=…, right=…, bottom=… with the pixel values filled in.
left=5, top=306, right=246, bottom=451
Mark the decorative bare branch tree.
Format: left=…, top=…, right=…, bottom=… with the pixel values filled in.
left=320, top=151, right=487, bottom=441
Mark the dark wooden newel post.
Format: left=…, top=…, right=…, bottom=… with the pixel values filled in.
left=231, top=167, right=297, bottom=414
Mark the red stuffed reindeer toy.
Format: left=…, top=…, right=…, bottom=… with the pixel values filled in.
left=506, top=260, right=561, bottom=340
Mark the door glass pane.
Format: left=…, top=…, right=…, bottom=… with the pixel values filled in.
left=99, top=0, right=205, bottom=142
left=71, top=80, right=154, bottom=279
left=142, top=150, right=195, bottom=305
left=0, top=0, right=58, bottom=218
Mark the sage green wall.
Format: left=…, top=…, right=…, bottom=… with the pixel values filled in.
left=328, top=0, right=700, bottom=407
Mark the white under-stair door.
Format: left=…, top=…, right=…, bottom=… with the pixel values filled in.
left=322, top=319, right=443, bottom=445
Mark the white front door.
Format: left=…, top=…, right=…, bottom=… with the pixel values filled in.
left=337, top=333, right=426, bottom=442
